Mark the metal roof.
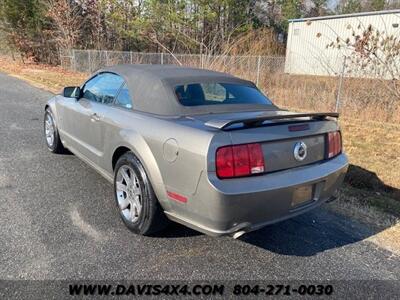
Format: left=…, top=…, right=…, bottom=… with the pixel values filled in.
left=289, top=9, right=400, bottom=23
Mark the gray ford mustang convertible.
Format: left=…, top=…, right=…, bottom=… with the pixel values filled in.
left=44, top=64, right=348, bottom=237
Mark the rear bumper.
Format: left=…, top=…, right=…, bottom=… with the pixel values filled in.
left=165, top=154, right=348, bottom=236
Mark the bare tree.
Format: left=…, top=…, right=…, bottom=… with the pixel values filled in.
left=328, top=23, right=400, bottom=119
left=45, top=0, right=83, bottom=50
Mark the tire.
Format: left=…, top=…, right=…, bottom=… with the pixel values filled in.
left=114, top=152, right=168, bottom=235
left=44, top=108, right=65, bottom=154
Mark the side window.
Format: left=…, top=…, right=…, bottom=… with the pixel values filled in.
left=114, top=83, right=133, bottom=109
left=82, top=73, right=124, bottom=104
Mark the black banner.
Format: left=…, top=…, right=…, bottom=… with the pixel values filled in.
left=0, top=280, right=398, bottom=299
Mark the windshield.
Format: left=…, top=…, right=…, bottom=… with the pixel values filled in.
left=174, top=82, right=273, bottom=106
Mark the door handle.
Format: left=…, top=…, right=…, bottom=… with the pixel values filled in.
left=90, top=113, right=101, bottom=122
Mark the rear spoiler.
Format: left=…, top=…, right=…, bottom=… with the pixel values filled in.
left=205, top=112, right=339, bottom=130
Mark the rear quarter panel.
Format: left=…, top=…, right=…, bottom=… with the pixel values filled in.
left=102, top=109, right=218, bottom=212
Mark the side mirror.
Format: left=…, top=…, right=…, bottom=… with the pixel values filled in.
left=63, top=86, right=80, bottom=99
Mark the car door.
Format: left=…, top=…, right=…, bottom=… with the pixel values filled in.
left=96, top=82, right=135, bottom=172
left=59, top=73, right=124, bottom=164
left=56, top=76, right=101, bottom=160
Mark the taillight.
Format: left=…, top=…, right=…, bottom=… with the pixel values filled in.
left=215, top=146, right=234, bottom=178
left=232, top=145, right=250, bottom=176
left=248, top=144, right=265, bottom=174
left=216, top=143, right=265, bottom=179
left=327, top=131, right=342, bottom=158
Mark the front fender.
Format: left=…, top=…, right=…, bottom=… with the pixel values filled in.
left=45, top=95, right=67, bottom=132
left=45, top=96, right=59, bottom=122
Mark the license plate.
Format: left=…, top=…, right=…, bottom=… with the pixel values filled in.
left=292, top=185, right=313, bottom=207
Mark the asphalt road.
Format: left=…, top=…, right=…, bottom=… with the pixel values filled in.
left=0, top=73, right=399, bottom=286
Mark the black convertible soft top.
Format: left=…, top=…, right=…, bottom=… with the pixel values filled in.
left=99, top=64, right=277, bottom=116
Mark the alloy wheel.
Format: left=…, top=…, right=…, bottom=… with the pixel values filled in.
left=45, top=113, right=55, bottom=147
left=115, top=165, right=142, bottom=223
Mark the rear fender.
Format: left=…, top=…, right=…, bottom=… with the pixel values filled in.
left=110, top=130, right=172, bottom=211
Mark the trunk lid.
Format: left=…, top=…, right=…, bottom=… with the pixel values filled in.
left=191, top=110, right=339, bottom=173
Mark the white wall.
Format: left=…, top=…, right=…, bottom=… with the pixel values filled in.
left=285, top=11, right=400, bottom=77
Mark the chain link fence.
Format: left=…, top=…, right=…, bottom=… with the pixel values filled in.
left=58, top=49, right=399, bottom=121
left=60, top=49, right=285, bottom=86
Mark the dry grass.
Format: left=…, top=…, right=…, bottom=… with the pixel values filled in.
left=0, top=56, right=87, bottom=93
left=341, top=119, right=400, bottom=190
left=224, top=28, right=286, bottom=56
left=330, top=185, right=399, bottom=227
left=264, top=73, right=400, bottom=123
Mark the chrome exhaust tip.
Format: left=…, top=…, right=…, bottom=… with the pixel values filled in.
left=232, top=230, right=247, bottom=239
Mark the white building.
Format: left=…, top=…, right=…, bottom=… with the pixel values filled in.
left=285, top=10, right=400, bottom=76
